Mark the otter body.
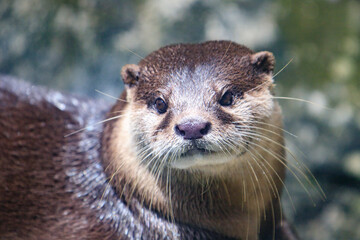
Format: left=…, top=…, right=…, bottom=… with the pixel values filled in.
left=0, top=76, right=229, bottom=240
left=0, top=41, right=298, bottom=240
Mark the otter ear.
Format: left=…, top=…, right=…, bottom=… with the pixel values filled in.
left=251, top=51, right=275, bottom=75
left=121, top=64, right=140, bottom=87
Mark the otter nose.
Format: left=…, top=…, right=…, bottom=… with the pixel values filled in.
left=175, top=121, right=211, bottom=140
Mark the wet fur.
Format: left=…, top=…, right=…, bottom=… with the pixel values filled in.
left=0, top=76, right=234, bottom=239
left=0, top=41, right=299, bottom=240
left=103, top=41, right=299, bottom=239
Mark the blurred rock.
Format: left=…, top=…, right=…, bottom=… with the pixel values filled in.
left=344, top=152, right=360, bottom=179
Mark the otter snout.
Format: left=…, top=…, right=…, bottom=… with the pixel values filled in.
left=174, top=120, right=211, bottom=140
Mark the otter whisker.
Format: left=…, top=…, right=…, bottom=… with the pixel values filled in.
left=137, top=139, right=168, bottom=168
left=217, top=138, right=236, bottom=157
left=240, top=129, right=325, bottom=200
left=232, top=132, right=294, bottom=211
left=237, top=130, right=310, bottom=176
left=238, top=154, right=248, bottom=210
left=166, top=165, right=175, bottom=223
left=220, top=178, right=232, bottom=206
left=220, top=41, right=232, bottom=63
left=146, top=150, right=165, bottom=175
left=140, top=149, right=169, bottom=210
left=247, top=147, right=280, bottom=200
left=245, top=151, right=267, bottom=221
left=147, top=153, right=164, bottom=209
left=100, top=161, right=124, bottom=203
left=149, top=143, right=173, bottom=185
left=236, top=119, right=298, bottom=138
left=110, top=109, right=144, bottom=115
left=220, top=139, right=238, bottom=154
left=120, top=46, right=147, bottom=61
left=271, top=96, right=330, bottom=110
left=244, top=149, right=291, bottom=214
left=246, top=206, right=250, bottom=240
left=240, top=131, right=316, bottom=205
left=244, top=142, right=287, bottom=222
left=244, top=159, right=262, bottom=233
left=238, top=130, right=302, bottom=173
left=64, top=113, right=134, bottom=137
left=272, top=58, right=293, bottom=78
left=246, top=79, right=272, bottom=94
left=234, top=124, right=292, bottom=139
left=246, top=149, right=278, bottom=237
left=95, top=89, right=129, bottom=103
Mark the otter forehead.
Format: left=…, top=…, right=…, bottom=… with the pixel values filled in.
left=139, top=41, right=254, bottom=69
left=159, top=65, right=220, bottom=112
left=134, top=41, right=269, bottom=105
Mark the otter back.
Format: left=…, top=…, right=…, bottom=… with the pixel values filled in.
left=0, top=76, right=233, bottom=240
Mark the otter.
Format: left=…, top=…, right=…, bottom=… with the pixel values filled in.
left=0, top=41, right=298, bottom=240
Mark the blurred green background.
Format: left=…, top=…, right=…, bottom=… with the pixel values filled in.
left=0, top=0, right=359, bottom=239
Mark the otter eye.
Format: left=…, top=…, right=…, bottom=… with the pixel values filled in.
left=154, top=98, right=168, bottom=114
left=219, top=91, right=234, bottom=106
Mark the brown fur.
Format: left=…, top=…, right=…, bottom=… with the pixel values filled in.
left=0, top=40, right=299, bottom=240
left=0, top=76, right=234, bottom=239
left=102, top=41, right=299, bottom=239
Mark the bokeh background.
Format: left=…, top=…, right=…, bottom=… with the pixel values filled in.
left=1, top=0, right=359, bottom=239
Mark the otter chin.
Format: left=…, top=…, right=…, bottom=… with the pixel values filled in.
left=171, top=149, right=239, bottom=170
left=1, top=40, right=299, bottom=240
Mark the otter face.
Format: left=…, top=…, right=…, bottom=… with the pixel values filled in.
left=121, top=41, right=276, bottom=172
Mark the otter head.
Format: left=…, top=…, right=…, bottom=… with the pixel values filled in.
left=120, top=41, right=276, bottom=175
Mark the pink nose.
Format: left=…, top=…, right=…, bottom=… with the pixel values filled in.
left=175, top=121, right=211, bottom=140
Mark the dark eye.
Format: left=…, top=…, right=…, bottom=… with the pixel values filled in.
left=154, top=98, right=168, bottom=114
left=219, top=91, right=234, bottom=106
